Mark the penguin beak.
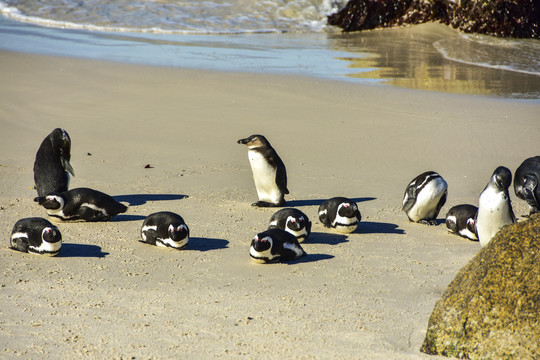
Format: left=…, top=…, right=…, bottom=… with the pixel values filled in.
left=61, top=157, right=75, bottom=176
left=238, top=138, right=250, bottom=145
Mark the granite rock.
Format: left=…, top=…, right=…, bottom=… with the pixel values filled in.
left=420, top=213, right=540, bottom=359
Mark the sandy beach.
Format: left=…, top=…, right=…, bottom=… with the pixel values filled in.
left=0, top=50, right=538, bottom=359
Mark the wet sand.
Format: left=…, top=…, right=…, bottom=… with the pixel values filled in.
left=0, top=50, right=538, bottom=359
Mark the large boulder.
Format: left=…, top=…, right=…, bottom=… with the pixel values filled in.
left=327, top=0, right=540, bottom=38
left=420, top=213, right=540, bottom=359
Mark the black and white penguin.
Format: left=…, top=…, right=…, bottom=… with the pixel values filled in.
left=249, top=228, right=306, bottom=263
left=34, top=187, right=128, bottom=222
left=10, top=217, right=62, bottom=256
left=514, top=156, right=540, bottom=215
left=476, top=166, right=516, bottom=247
left=318, top=197, right=361, bottom=234
left=33, top=128, right=75, bottom=197
left=445, top=204, right=478, bottom=241
left=402, top=171, right=448, bottom=225
left=141, top=211, right=190, bottom=249
left=268, top=208, right=312, bottom=243
left=237, top=134, right=289, bottom=207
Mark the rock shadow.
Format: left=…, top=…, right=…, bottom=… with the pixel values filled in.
left=186, top=237, right=229, bottom=252
left=305, top=232, right=349, bottom=245
left=58, top=243, right=109, bottom=258
left=286, top=197, right=376, bottom=207
left=113, top=194, right=188, bottom=206
left=360, top=221, right=405, bottom=235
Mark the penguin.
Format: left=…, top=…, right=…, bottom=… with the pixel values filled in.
left=514, top=156, right=540, bottom=215
left=476, top=166, right=516, bottom=247
left=249, top=228, right=306, bottom=263
left=34, top=187, right=128, bottom=222
left=10, top=217, right=62, bottom=256
left=237, top=134, right=289, bottom=207
left=268, top=208, right=312, bottom=242
left=402, top=171, right=448, bottom=225
left=445, top=204, right=478, bottom=241
left=318, top=197, right=361, bottom=234
left=141, top=211, right=189, bottom=249
left=33, top=128, right=75, bottom=197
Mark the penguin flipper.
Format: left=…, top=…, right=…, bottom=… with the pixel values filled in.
left=402, top=186, right=417, bottom=213
left=522, top=175, right=539, bottom=211
left=434, top=189, right=448, bottom=219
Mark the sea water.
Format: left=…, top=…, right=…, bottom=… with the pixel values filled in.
left=1, top=0, right=539, bottom=99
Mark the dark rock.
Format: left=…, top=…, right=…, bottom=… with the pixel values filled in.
left=420, top=214, right=540, bottom=359
left=328, top=0, right=540, bottom=38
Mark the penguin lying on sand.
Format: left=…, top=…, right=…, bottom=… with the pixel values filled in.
left=445, top=204, right=478, bottom=241
left=10, top=217, right=62, bottom=256
left=34, top=187, right=127, bottom=222
left=237, top=134, right=289, bottom=207
left=141, top=212, right=189, bottom=249
left=514, top=156, right=540, bottom=215
left=402, top=171, right=447, bottom=225
left=318, top=197, right=361, bottom=234
left=476, top=166, right=516, bottom=247
left=268, top=208, right=311, bottom=242
left=249, top=228, right=306, bottom=263
left=33, top=128, right=75, bottom=197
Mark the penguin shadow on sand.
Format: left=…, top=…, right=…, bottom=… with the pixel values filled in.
left=359, top=221, right=405, bottom=235
left=185, top=238, right=229, bottom=252
left=287, top=253, right=335, bottom=264
left=57, top=243, right=109, bottom=258
left=112, top=194, right=188, bottom=222
left=286, top=197, right=376, bottom=207
left=307, top=232, right=349, bottom=245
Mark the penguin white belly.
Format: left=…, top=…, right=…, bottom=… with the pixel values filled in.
left=249, top=246, right=275, bottom=263
left=248, top=151, right=280, bottom=203
left=408, top=180, right=446, bottom=222
left=29, top=240, right=61, bottom=256
left=477, top=187, right=514, bottom=247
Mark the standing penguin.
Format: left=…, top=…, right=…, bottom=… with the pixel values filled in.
left=476, top=166, right=516, bottom=247
left=141, top=211, right=190, bottom=249
left=237, top=134, right=289, bottom=207
left=402, top=171, right=448, bottom=225
left=34, top=187, right=127, bottom=222
left=10, top=217, right=62, bottom=256
left=268, top=208, right=311, bottom=242
left=249, top=228, right=306, bottom=263
left=514, top=156, right=540, bottom=215
left=33, top=128, right=75, bottom=197
left=445, top=204, right=478, bottom=241
left=318, top=197, right=361, bottom=234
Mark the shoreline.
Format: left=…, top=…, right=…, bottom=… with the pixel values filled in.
left=1, top=50, right=538, bottom=358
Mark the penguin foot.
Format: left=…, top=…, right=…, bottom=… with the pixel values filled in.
left=251, top=201, right=281, bottom=208
left=418, top=219, right=437, bottom=226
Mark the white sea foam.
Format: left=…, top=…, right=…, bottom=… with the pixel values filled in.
left=0, top=0, right=346, bottom=34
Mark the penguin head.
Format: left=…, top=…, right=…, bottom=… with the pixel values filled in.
left=337, top=201, right=359, bottom=218
left=286, top=215, right=306, bottom=232
left=41, top=226, right=62, bottom=244
left=251, top=234, right=273, bottom=252
left=168, top=223, right=189, bottom=244
left=491, top=166, right=512, bottom=190
left=466, top=218, right=477, bottom=235
left=50, top=128, right=75, bottom=176
left=237, top=134, right=270, bottom=149
left=34, top=194, right=65, bottom=210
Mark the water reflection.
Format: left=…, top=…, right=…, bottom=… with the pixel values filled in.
left=328, top=23, right=540, bottom=99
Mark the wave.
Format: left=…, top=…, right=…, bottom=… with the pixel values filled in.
left=0, top=0, right=346, bottom=34
left=434, top=32, right=540, bottom=76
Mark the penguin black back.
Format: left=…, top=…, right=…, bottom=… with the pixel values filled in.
left=514, top=156, right=540, bottom=215
left=318, top=197, right=361, bottom=233
left=249, top=228, right=306, bottom=263
left=10, top=217, right=62, bottom=256
left=34, top=128, right=75, bottom=197
left=34, top=187, right=127, bottom=222
left=268, top=208, right=312, bottom=242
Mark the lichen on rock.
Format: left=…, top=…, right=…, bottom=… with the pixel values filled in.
left=420, top=213, right=540, bottom=359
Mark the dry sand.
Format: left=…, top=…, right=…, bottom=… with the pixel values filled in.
left=0, top=50, right=538, bottom=359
